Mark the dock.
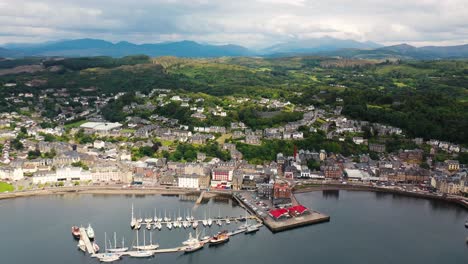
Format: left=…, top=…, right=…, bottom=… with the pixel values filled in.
left=195, top=191, right=205, bottom=204
left=79, top=227, right=95, bottom=254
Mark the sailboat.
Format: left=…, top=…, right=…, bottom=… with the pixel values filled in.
left=207, top=208, right=213, bottom=226
left=107, top=232, right=129, bottom=253
left=128, top=230, right=154, bottom=258
left=135, top=221, right=141, bottom=230
left=186, top=209, right=191, bottom=221
left=144, top=213, right=153, bottom=224
left=134, top=230, right=159, bottom=250
left=202, top=211, right=208, bottom=227
left=216, top=210, right=222, bottom=226
left=177, top=208, right=182, bottom=221
left=154, top=221, right=162, bottom=230
left=167, top=221, right=173, bottom=230
left=146, top=223, right=152, bottom=230
left=192, top=220, right=199, bottom=229
left=137, top=211, right=143, bottom=223
left=153, top=209, right=158, bottom=222
left=99, top=253, right=120, bottom=263
left=130, top=204, right=136, bottom=229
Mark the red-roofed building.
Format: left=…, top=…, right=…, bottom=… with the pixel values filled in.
left=287, top=205, right=309, bottom=216
left=269, top=208, right=289, bottom=220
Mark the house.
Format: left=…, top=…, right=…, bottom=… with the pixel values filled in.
left=445, top=160, right=460, bottom=171
left=245, top=135, right=261, bottom=145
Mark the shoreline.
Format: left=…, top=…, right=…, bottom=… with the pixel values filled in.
left=293, top=184, right=468, bottom=210
left=1, top=184, right=468, bottom=211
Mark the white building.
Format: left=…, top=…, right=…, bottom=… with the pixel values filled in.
left=178, top=175, right=199, bottom=189
left=32, top=166, right=91, bottom=184
left=0, top=167, right=24, bottom=181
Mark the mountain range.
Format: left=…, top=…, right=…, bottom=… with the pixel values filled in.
left=1, top=37, right=468, bottom=59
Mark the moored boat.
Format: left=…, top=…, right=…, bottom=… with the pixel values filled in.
left=107, top=232, right=129, bottom=253
left=87, top=224, right=95, bottom=240
left=93, top=242, right=100, bottom=253
left=192, top=220, right=199, bottom=229
left=184, top=242, right=204, bottom=253
left=209, top=231, right=229, bottom=245
left=245, top=225, right=259, bottom=234
left=99, top=253, right=120, bottom=262
left=465, top=220, right=468, bottom=228
left=71, top=226, right=80, bottom=239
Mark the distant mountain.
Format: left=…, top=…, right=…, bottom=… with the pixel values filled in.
left=0, top=47, right=22, bottom=58
left=377, top=43, right=468, bottom=59
left=263, top=36, right=382, bottom=54
left=3, top=39, right=253, bottom=58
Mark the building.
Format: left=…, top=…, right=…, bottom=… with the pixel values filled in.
left=211, top=169, right=233, bottom=189
left=445, top=160, right=460, bottom=171
left=369, top=143, right=386, bottom=153
left=178, top=174, right=199, bottom=189
left=273, top=181, right=292, bottom=206
left=80, top=122, right=122, bottom=135
left=0, top=167, right=24, bottom=181
left=322, top=165, right=343, bottom=179
left=257, top=183, right=273, bottom=199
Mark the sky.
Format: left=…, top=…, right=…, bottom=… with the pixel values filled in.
left=0, top=0, right=467, bottom=48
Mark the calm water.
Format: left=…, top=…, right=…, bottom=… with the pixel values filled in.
left=0, top=191, right=467, bottom=264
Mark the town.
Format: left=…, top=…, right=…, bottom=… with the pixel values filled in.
left=0, top=85, right=466, bottom=210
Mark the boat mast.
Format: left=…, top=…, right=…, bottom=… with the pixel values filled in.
left=105, top=232, right=107, bottom=252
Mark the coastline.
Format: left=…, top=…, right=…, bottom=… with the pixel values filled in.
left=1, top=184, right=467, bottom=211
left=293, top=184, right=468, bottom=210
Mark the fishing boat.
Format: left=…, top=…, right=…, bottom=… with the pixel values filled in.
left=209, top=231, right=229, bottom=245
left=134, top=230, right=159, bottom=250
left=185, top=242, right=204, bottom=253
left=87, top=224, right=95, bottom=240
left=77, top=239, right=86, bottom=252
left=130, top=204, right=136, bottom=229
left=182, top=232, right=198, bottom=245
left=192, top=220, right=199, bottom=229
left=93, top=242, right=100, bottom=253
left=245, top=225, right=260, bottom=234
left=71, top=226, right=80, bottom=239
left=107, top=232, right=129, bottom=253
left=99, top=253, right=120, bottom=262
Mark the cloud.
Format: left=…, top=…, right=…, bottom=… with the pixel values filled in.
left=0, top=0, right=467, bottom=47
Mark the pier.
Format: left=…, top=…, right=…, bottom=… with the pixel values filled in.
left=195, top=191, right=205, bottom=204
left=79, top=227, right=95, bottom=254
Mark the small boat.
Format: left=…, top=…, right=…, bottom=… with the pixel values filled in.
left=245, top=225, right=260, bottom=234
left=78, top=239, right=86, bottom=252
left=225, top=219, right=230, bottom=225
left=192, top=220, right=199, bottom=229
left=93, top=242, right=100, bottom=252
left=87, top=224, right=95, bottom=240
left=99, top=253, right=120, bottom=262
left=209, top=231, right=229, bottom=245
left=71, top=226, right=80, bottom=239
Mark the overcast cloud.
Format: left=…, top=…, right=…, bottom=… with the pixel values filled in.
left=0, top=0, right=467, bottom=47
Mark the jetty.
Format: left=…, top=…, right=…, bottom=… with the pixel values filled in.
left=79, top=227, right=95, bottom=254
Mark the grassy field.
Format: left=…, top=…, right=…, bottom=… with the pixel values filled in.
left=64, top=120, right=87, bottom=129
left=0, top=182, right=14, bottom=193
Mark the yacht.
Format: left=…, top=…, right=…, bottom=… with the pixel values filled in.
left=99, top=253, right=121, bottom=262
left=86, top=224, right=95, bottom=240
left=130, top=204, right=137, bottom=229
left=245, top=224, right=260, bottom=234
left=134, top=231, right=159, bottom=251
left=107, top=232, right=128, bottom=253
left=129, top=230, right=155, bottom=258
